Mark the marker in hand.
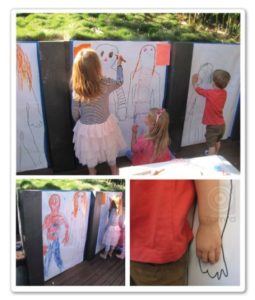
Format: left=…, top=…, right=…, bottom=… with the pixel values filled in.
left=116, top=54, right=126, bottom=64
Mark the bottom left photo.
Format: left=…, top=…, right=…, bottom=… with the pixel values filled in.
left=16, top=179, right=125, bottom=286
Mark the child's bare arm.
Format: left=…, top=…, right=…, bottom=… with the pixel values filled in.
left=131, top=124, right=138, bottom=149
left=195, top=180, right=221, bottom=264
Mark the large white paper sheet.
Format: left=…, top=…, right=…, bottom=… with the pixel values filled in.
left=16, top=42, right=48, bottom=172
left=182, top=43, right=240, bottom=146
left=42, top=191, right=91, bottom=281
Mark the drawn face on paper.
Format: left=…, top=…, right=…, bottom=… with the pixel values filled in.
left=139, top=45, right=155, bottom=69
left=49, top=194, right=61, bottom=214
left=95, top=44, right=119, bottom=72
left=198, top=63, right=214, bottom=86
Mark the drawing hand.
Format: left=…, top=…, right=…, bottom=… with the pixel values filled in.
left=116, top=54, right=126, bottom=65
left=132, top=124, right=139, bottom=134
left=192, top=73, right=199, bottom=85
left=196, top=223, right=221, bottom=264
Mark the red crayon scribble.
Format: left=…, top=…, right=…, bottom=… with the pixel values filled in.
left=17, top=44, right=33, bottom=91
left=72, top=191, right=88, bottom=218
left=42, top=194, right=69, bottom=255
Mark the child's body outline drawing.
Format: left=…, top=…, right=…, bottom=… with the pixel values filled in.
left=127, top=44, right=161, bottom=120
left=42, top=194, right=69, bottom=278
left=95, top=43, right=128, bottom=121
left=17, top=44, right=45, bottom=171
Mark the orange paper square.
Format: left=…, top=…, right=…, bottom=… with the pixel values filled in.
left=74, top=43, right=91, bottom=57
left=156, top=43, right=171, bottom=66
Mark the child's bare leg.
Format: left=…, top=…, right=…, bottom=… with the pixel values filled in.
left=88, top=167, right=97, bottom=175
left=109, top=246, right=115, bottom=257
left=109, top=163, right=118, bottom=175
left=208, top=146, right=217, bottom=155
left=215, top=141, right=221, bottom=154
left=100, top=245, right=110, bottom=259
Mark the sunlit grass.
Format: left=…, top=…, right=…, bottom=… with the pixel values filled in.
left=16, top=13, right=239, bottom=43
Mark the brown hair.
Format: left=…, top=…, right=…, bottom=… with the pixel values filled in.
left=213, top=69, right=231, bottom=89
left=71, top=48, right=103, bottom=102
left=145, top=108, right=170, bottom=160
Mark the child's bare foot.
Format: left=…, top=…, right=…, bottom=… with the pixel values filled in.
left=116, top=253, right=125, bottom=259
left=100, top=252, right=107, bottom=259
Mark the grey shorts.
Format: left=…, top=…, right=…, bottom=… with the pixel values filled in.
left=205, top=124, right=226, bottom=148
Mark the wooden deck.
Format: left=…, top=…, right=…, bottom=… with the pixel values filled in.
left=45, top=254, right=125, bottom=286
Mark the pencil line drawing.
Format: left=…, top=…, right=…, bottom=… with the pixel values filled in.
left=127, top=44, right=161, bottom=119
left=16, top=43, right=47, bottom=172
left=198, top=180, right=232, bottom=280
left=95, top=43, right=128, bottom=121
left=183, top=62, right=214, bottom=146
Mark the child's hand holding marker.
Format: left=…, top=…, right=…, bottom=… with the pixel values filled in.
left=116, top=54, right=126, bottom=65
left=192, top=73, right=199, bottom=86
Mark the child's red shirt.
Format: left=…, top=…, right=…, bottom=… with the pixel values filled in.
left=130, top=180, right=195, bottom=264
left=195, top=87, right=227, bottom=125
left=131, top=135, right=171, bottom=166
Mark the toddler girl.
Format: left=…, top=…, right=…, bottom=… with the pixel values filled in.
left=71, top=48, right=126, bottom=175
left=131, top=108, right=171, bottom=165
left=100, top=196, right=122, bottom=259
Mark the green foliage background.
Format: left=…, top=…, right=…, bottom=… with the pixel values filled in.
left=16, top=13, right=240, bottom=43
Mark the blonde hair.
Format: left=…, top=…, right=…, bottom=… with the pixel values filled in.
left=71, top=48, right=103, bottom=102
left=145, top=108, right=170, bottom=159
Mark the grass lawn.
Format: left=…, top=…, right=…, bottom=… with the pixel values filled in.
left=16, top=13, right=240, bottom=43
left=16, top=179, right=125, bottom=192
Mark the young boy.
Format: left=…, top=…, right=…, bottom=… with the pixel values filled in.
left=192, top=70, right=231, bottom=155
left=130, top=180, right=221, bottom=286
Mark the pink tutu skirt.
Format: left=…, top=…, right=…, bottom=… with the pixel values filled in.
left=73, top=114, right=127, bottom=168
left=102, top=225, right=121, bottom=247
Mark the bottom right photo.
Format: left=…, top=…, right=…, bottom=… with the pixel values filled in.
left=130, top=180, right=240, bottom=286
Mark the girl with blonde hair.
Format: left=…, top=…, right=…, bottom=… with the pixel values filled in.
left=131, top=108, right=172, bottom=165
left=71, top=48, right=126, bottom=175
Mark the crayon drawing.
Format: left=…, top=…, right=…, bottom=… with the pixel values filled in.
left=42, top=191, right=91, bottom=281
left=73, top=41, right=169, bottom=150
left=16, top=42, right=48, bottom=172
left=181, top=44, right=240, bottom=146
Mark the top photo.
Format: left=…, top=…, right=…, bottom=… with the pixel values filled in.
left=15, top=12, right=241, bottom=176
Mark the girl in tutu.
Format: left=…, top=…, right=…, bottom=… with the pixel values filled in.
left=71, top=48, right=127, bottom=175
left=131, top=108, right=172, bottom=165
left=100, top=195, right=122, bottom=259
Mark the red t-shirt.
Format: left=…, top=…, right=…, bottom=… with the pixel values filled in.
left=195, top=87, right=227, bottom=125
left=130, top=180, right=195, bottom=264
left=131, top=135, right=171, bottom=166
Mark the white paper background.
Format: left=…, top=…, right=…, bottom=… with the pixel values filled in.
left=73, top=41, right=168, bottom=151
left=181, top=43, right=240, bottom=147
left=188, top=180, right=240, bottom=285
left=16, top=42, right=48, bottom=172
left=42, top=191, right=91, bottom=281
